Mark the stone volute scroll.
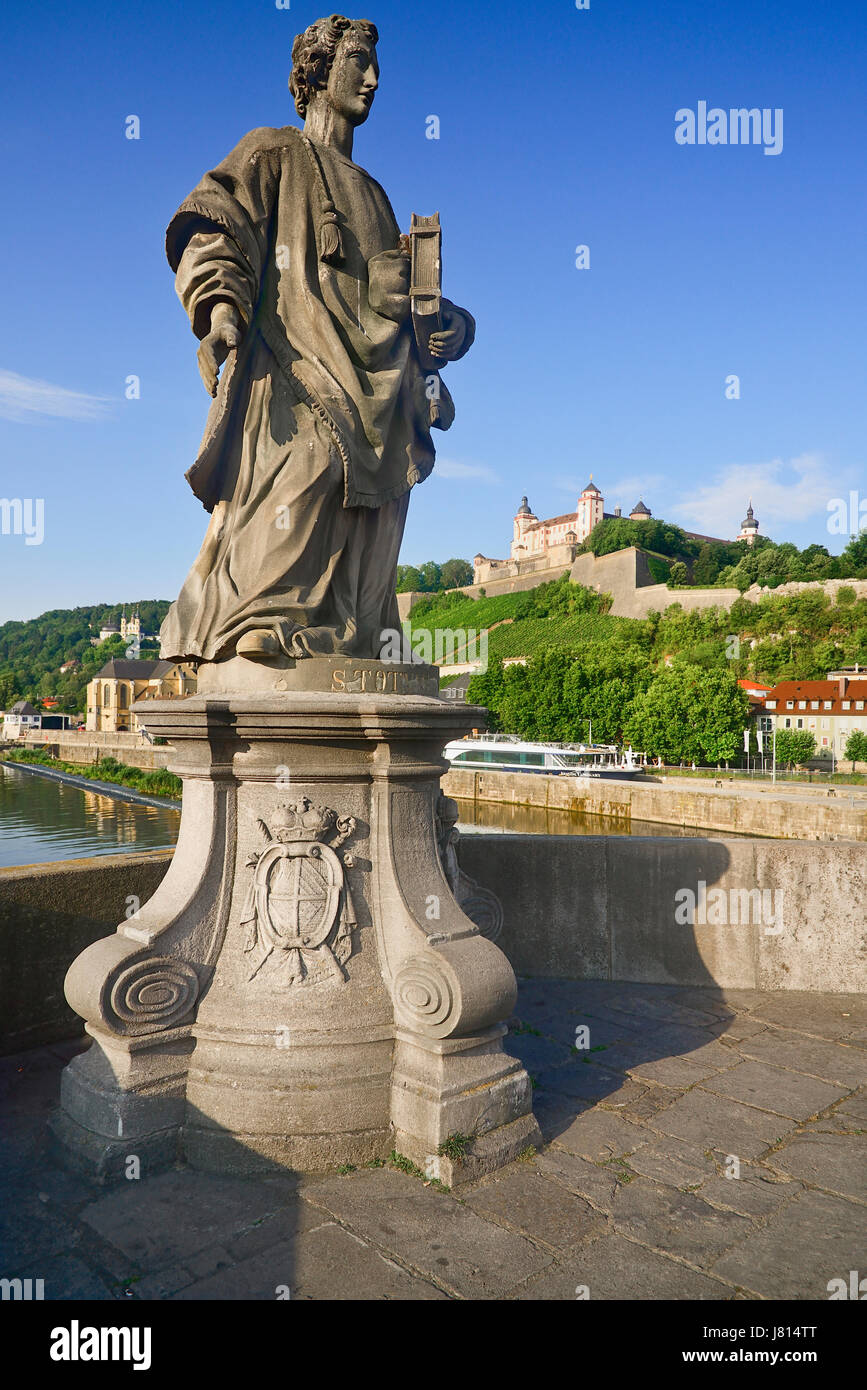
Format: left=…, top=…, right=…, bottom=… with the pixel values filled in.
left=53, top=13, right=539, bottom=1186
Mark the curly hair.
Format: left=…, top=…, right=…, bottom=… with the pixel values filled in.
left=290, top=15, right=379, bottom=118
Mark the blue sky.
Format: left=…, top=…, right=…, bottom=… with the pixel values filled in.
left=1, top=0, right=865, bottom=622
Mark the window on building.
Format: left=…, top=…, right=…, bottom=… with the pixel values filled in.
left=857, top=701, right=865, bottom=711
left=824, top=701, right=832, bottom=710
left=797, top=718, right=804, bottom=729
left=786, top=701, right=794, bottom=709
left=766, top=700, right=776, bottom=710
left=798, top=701, right=806, bottom=710
left=810, top=701, right=819, bottom=710
left=103, top=685, right=111, bottom=707
left=842, top=701, right=851, bottom=710
left=119, top=686, right=128, bottom=709
left=784, top=718, right=792, bottom=728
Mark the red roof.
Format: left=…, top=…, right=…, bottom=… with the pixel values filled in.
left=760, top=679, right=867, bottom=715
left=739, top=679, right=772, bottom=692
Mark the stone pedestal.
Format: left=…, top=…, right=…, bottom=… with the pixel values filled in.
left=53, top=659, right=539, bottom=1184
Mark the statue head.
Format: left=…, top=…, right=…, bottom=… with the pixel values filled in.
left=290, top=15, right=379, bottom=126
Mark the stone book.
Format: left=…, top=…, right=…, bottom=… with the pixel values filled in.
left=409, top=212, right=443, bottom=371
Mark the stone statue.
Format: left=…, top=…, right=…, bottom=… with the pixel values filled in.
left=54, top=15, right=539, bottom=1189
left=159, top=14, right=475, bottom=666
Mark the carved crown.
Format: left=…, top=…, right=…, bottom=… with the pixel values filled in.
left=270, top=798, right=337, bottom=842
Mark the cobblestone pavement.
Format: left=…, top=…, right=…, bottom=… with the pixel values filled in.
left=1, top=980, right=864, bottom=1300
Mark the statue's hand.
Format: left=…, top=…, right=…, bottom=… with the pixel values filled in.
left=197, top=301, right=244, bottom=397
left=367, top=248, right=411, bottom=322
left=429, top=304, right=469, bottom=363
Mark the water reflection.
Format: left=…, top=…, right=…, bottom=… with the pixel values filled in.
left=454, top=797, right=752, bottom=838
left=0, top=764, right=180, bottom=868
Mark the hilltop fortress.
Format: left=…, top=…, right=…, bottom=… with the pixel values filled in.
left=473, top=479, right=759, bottom=588
left=397, top=485, right=867, bottom=621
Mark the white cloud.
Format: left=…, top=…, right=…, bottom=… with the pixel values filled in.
left=0, top=369, right=111, bottom=423
left=669, top=453, right=850, bottom=534
left=433, top=458, right=498, bottom=482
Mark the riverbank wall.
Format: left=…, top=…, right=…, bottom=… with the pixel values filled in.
left=5, top=731, right=173, bottom=771
left=3, top=831, right=864, bottom=1054
left=0, top=849, right=174, bottom=1054
left=442, top=768, right=867, bottom=841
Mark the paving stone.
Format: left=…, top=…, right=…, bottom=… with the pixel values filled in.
left=528, top=1090, right=586, bottom=1143
left=766, top=1131, right=867, bottom=1201
left=626, top=1136, right=719, bottom=1190
left=536, top=1061, right=633, bottom=1103
left=224, top=1201, right=326, bottom=1263
left=711, top=1189, right=867, bottom=1300
left=133, top=1265, right=198, bottom=1300
left=701, top=1060, right=848, bottom=1120
left=693, top=1169, right=802, bottom=1221
left=616, top=1082, right=683, bottom=1125
left=830, top=1111, right=867, bottom=1132
left=463, top=1167, right=607, bottom=1252
left=0, top=1191, right=81, bottom=1271
left=651, top=1089, right=792, bottom=1159
left=835, top=1088, right=867, bottom=1120
left=567, top=1001, right=664, bottom=1034
left=575, top=1038, right=654, bottom=1072
left=707, top=1016, right=770, bottom=1042
left=81, top=1170, right=299, bottom=1267
left=625, top=1054, right=722, bottom=1087
left=714, top=990, right=766, bottom=1012
left=535, top=1148, right=622, bottom=1212
left=738, top=1030, right=867, bottom=1088
left=665, top=988, right=739, bottom=1021
left=610, top=1179, right=753, bottom=1268
left=503, top=1030, right=575, bottom=1072
left=514, top=1232, right=733, bottom=1300
left=4, top=985, right=865, bottom=1302
left=604, top=993, right=724, bottom=1030
left=556, top=1015, right=646, bottom=1049
left=593, top=1077, right=652, bottom=1110
left=748, top=994, right=867, bottom=1041
left=551, top=1108, right=649, bottom=1162
left=38, top=1253, right=116, bottom=1302
left=301, top=1167, right=551, bottom=1298
left=174, top=1220, right=449, bottom=1300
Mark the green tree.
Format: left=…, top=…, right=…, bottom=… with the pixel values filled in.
left=585, top=516, right=695, bottom=561
left=773, top=729, right=817, bottom=768
left=395, top=564, right=423, bottom=593
left=417, top=560, right=442, bottom=592
left=841, top=531, right=867, bottom=573
left=668, top=561, right=688, bottom=587
left=624, top=665, right=750, bottom=763
left=843, top=729, right=867, bottom=772
left=440, top=558, right=474, bottom=590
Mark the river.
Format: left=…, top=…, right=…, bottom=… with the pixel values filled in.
left=0, top=763, right=180, bottom=868
left=0, top=762, right=742, bottom=871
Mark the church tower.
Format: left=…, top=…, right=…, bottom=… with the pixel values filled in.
left=737, top=500, right=759, bottom=546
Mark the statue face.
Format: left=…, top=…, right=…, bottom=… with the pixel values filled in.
left=325, top=31, right=379, bottom=126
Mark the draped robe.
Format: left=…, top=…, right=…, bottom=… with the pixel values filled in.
left=159, top=124, right=474, bottom=662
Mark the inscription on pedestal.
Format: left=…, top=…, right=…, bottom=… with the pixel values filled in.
left=331, top=666, right=436, bottom=696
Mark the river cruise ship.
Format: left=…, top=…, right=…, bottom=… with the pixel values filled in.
left=443, top=734, right=644, bottom=780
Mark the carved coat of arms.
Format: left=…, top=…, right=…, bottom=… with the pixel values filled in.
left=241, top=800, right=357, bottom=988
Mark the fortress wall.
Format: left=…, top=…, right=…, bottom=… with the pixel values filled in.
left=398, top=548, right=867, bottom=622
